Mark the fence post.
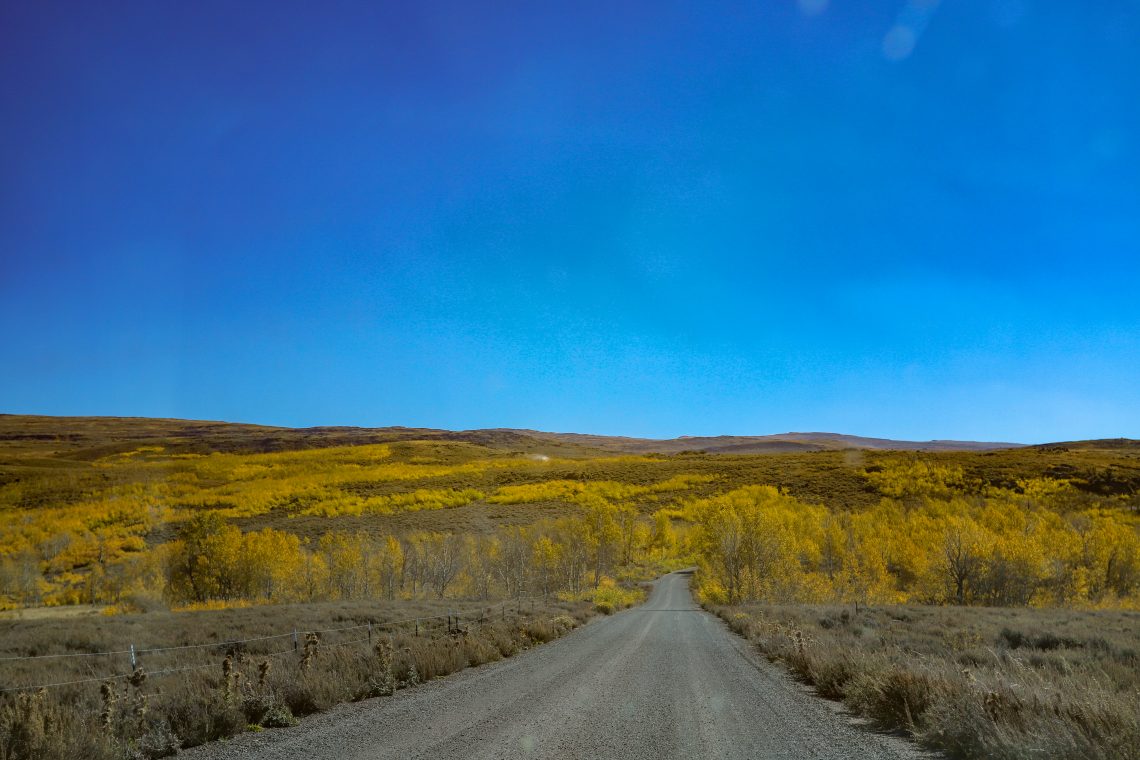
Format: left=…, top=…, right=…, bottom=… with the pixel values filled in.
left=129, top=644, right=136, bottom=669
left=368, top=622, right=372, bottom=645
left=293, top=629, right=299, bottom=652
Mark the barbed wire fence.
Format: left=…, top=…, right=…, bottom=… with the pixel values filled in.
left=0, top=595, right=546, bottom=694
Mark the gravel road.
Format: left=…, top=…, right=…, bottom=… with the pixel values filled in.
left=184, top=572, right=930, bottom=759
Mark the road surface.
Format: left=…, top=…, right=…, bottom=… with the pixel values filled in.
left=186, top=572, right=928, bottom=759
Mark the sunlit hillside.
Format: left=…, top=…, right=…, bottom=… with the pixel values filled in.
left=1, top=415, right=1137, bottom=611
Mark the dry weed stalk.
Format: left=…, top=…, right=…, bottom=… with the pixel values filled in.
left=300, top=632, right=320, bottom=671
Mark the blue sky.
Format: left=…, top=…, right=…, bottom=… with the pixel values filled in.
left=1, top=1, right=1137, bottom=442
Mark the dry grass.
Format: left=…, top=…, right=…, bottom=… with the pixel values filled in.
left=0, top=596, right=592, bottom=760
left=712, top=601, right=1140, bottom=759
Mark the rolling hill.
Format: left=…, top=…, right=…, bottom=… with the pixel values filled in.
left=499, top=429, right=1026, bottom=454
left=0, top=414, right=1026, bottom=458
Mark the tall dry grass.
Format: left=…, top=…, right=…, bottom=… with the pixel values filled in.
left=712, top=602, right=1140, bottom=760
left=0, top=597, right=591, bottom=760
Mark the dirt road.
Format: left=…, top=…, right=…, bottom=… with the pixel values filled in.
left=185, top=572, right=928, bottom=759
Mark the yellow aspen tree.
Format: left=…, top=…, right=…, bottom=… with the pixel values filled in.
left=532, top=536, right=562, bottom=598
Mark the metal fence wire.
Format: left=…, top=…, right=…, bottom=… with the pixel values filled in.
left=0, top=596, right=540, bottom=693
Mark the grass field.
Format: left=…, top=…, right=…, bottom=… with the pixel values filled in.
left=712, top=602, right=1140, bottom=759
left=0, top=594, right=598, bottom=760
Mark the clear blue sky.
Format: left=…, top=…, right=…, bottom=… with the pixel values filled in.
left=1, top=1, right=1137, bottom=443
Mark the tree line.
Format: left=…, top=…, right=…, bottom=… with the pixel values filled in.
left=689, top=472, right=1140, bottom=607
left=8, top=499, right=677, bottom=609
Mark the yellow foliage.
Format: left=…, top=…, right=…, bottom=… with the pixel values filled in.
left=864, top=459, right=969, bottom=500
left=685, top=483, right=1140, bottom=607
left=488, top=473, right=715, bottom=506
left=552, top=576, right=644, bottom=613
left=3, top=436, right=1138, bottom=611
left=591, top=576, right=643, bottom=613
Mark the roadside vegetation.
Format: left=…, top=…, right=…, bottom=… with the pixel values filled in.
left=710, top=603, right=1139, bottom=759
left=688, top=470, right=1140, bottom=608
left=0, top=596, right=592, bottom=760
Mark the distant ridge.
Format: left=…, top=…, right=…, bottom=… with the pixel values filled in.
left=494, top=429, right=1026, bottom=454
left=0, top=414, right=1033, bottom=456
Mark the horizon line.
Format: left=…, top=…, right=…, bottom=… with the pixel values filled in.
left=8, top=410, right=1139, bottom=447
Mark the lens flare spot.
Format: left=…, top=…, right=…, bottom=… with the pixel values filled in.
left=796, top=0, right=829, bottom=16
left=882, top=25, right=917, bottom=61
